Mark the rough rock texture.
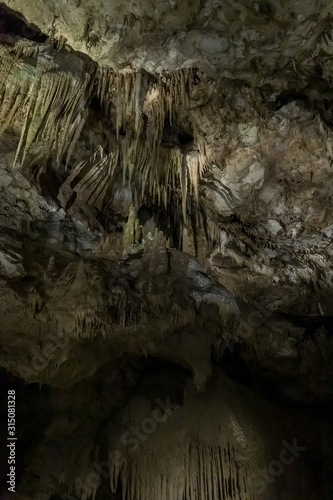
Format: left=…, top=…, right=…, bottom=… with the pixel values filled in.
left=1, top=0, right=333, bottom=499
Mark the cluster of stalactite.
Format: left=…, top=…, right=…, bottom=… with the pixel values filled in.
left=62, top=65, right=208, bottom=218
left=0, top=41, right=210, bottom=217
left=0, top=40, right=254, bottom=259
left=108, top=442, right=263, bottom=500
left=68, top=432, right=265, bottom=500
left=0, top=44, right=92, bottom=165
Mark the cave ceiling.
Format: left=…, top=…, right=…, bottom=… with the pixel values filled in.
left=1, top=1, right=333, bottom=499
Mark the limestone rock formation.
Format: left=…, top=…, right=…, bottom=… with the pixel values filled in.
left=0, top=1, right=333, bottom=499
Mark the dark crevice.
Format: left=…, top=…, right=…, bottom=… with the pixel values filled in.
left=161, top=117, right=194, bottom=149
left=37, top=159, right=65, bottom=202
left=0, top=3, right=47, bottom=42
left=258, top=0, right=275, bottom=16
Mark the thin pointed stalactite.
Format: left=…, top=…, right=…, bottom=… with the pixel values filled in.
left=108, top=441, right=264, bottom=500
left=0, top=41, right=213, bottom=219
left=5, top=47, right=94, bottom=167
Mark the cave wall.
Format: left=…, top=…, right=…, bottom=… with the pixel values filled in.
left=1, top=0, right=333, bottom=498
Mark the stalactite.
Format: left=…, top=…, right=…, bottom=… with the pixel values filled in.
left=0, top=48, right=15, bottom=97
left=13, top=54, right=44, bottom=166
left=108, top=441, right=264, bottom=500
left=9, top=47, right=92, bottom=167
left=181, top=153, right=188, bottom=219
left=74, top=474, right=99, bottom=500
left=65, top=110, right=88, bottom=167
left=73, top=311, right=111, bottom=339
left=90, top=67, right=208, bottom=212
left=0, top=42, right=211, bottom=215
left=0, top=53, right=34, bottom=135
left=55, top=71, right=91, bottom=164
left=11, top=40, right=40, bottom=59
